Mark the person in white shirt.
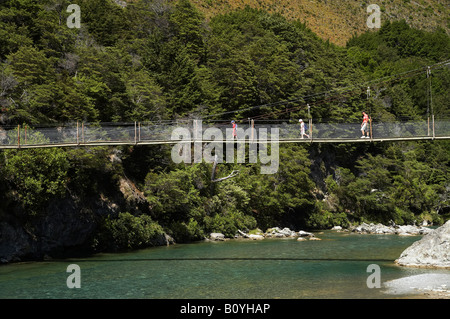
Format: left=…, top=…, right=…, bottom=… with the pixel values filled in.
left=299, top=119, right=309, bottom=139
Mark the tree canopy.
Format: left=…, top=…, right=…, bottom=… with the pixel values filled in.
left=0, top=0, right=448, bottom=251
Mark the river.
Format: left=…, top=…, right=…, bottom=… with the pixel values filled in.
left=0, top=230, right=449, bottom=299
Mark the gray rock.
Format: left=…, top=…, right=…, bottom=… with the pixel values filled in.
left=279, top=227, right=297, bottom=237
left=395, top=224, right=432, bottom=236
left=265, top=227, right=298, bottom=238
left=248, top=234, right=264, bottom=240
left=210, top=233, right=225, bottom=241
left=395, top=220, right=450, bottom=269
left=298, top=230, right=314, bottom=237
left=350, top=222, right=430, bottom=235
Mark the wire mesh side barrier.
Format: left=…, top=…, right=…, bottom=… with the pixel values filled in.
left=0, top=119, right=449, bottom=148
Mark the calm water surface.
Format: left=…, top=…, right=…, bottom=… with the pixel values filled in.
left=0, top=230, right=448, bottom=299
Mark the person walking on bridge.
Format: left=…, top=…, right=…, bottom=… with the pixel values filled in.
left=299, top=119, right=309, bottom=139
left=231, top=120, right=237, bottom=139
left=361, top=112, right=370, bottom=138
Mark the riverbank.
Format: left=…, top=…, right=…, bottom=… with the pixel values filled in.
left=207, top=227, right=318, bottom=242
left=206, top=222, right=433, bottom=243
left=347, top=222, right=433, bottom=236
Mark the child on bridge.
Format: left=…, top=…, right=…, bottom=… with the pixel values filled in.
left=361, top=112, right=370, bottom=138
left=299, top=119, right=309, bottom=139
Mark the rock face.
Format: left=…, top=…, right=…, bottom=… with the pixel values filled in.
left=395, top=220, right=450, bottom=269
left=0, top=197, right=98, bottom=263
left=0, top=176, right=173, bottom=264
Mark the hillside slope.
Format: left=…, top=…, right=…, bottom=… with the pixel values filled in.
left=190, top=0, right=449, bottom=46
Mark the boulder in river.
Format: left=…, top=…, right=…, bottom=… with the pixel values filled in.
left=265, top=227, right=297, bottom=238
left=236, top=227, right=320, bottom=241
left=349, top=222, right=431, bottom=235
left=210, top=233, right=225, bottom=241
left=395, top=220, right=450, bottom=269
left=396, top=224, right=432, bottom=236
left=248, top=234, right=264, bottom=240
left=298, top=230, right=315, bottom=237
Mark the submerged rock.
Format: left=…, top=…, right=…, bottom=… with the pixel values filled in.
left=395, top=220, right=450, bottom=269
left=298, top=230, right=315, bottom=237
left=384, top=274, right=450, bottom=297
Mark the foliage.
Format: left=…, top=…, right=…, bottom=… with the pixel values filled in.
left=65, top=146, right=121, bottom=197
left=324, top=142, right=449, bottom=225
left=1, top=147, right=69, bottom=216
left=100, top=212, right=165, bottom=250
left=0, top=0, right=448, bottom=253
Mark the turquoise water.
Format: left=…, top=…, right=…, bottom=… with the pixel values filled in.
left=0, top=231, right=448, bottom=299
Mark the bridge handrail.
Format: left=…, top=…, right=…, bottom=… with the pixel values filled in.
left=0, top=119, right=448, bottom=147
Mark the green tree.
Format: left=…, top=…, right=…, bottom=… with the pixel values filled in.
left=1, top=146, right=69, bottom=216
left=170, top=0, right=206, bottom=62
left=101, top=212, right=165, bottom=250
left=75, top=0, right=129, bottom=47
left=236, top=144, right=315, bottom=229
left=123, top=68, right=167, bottom=121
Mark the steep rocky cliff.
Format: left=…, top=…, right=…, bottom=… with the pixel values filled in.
left=0, top=176, right=170, bottom=264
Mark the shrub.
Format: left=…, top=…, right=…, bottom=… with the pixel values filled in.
left=102, top=212, right=165, bottom=250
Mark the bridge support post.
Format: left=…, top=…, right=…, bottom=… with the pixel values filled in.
left=134, top=121, right=137, bottom=144
left=17, top=125, right=20, bottom=148
left=251, top=119, right=254, bottom=142
left=309, top=118, right=312, bottom=140
left=432, top=115, right=435, bottom=139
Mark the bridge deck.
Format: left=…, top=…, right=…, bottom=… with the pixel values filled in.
left=0, top=135, right=448, bottom=149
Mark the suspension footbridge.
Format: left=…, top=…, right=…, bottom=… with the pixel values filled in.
left=0, top=118, right=448, bottom=150
left=1, top=60, right=448, bottom=149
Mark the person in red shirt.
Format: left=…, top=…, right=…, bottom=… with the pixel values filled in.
left=361, top=112, right=370, bottom=138
left=231, top=120, right=237, bottom=139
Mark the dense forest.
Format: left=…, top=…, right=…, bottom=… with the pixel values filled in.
left=0, top=0, right=448, bottom=260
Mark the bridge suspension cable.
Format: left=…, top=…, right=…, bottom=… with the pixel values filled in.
left=200, top=59, right=450, bottom=122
